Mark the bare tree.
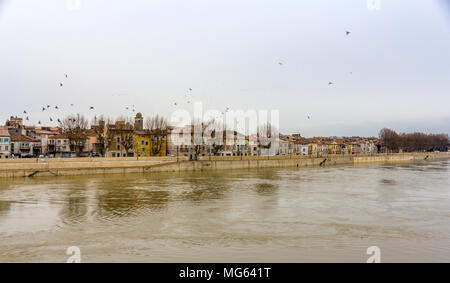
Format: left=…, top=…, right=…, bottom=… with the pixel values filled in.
left=145, top=115, right=168, bottom=156
left=145, top=115, right=167, bottom=132
left=398, top=132, right=449, bottom=152
left=204, top=118, right=224, bottom=156
left=59, top=114, right=88, bottom=157
left=378, top=128, right=448, bottom=153
left=115, top=119, right=135, bottom=157
left=258, top=122, right=273, bottom=149
left=379, top=128, right=399, bottom=152
left=189, top=119, right=204, bottom=158
left=91, top=115, right=114, bottom=157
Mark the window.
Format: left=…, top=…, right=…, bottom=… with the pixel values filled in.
left=117, top=145, right=120, bottom=150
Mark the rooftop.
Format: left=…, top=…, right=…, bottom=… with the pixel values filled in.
left=0, top=127, right=10, bottom=137
left=10, top=135, right=39, bottom=142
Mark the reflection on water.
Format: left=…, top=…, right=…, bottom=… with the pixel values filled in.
left=0, top=160, right=449, bottom=262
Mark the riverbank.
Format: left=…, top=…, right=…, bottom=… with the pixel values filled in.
left=0, top=152, right=448, bottom=179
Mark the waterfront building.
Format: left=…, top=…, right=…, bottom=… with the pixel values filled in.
left=5, top=116, right=27, bottom=136
left=327, top=141, right=340, bottom=155
left=0, top=127, right=11, bottom=159
left=248, top=134, right=260, bottom=156
left=84, top=129, right=99, bottom=155
left=48, top=134, right=71, bottom=157
left=135, top=130, right=167, bottom=157
left=278, top=136, right=290, bottom=155
left=34, top=128, right=60, bottom=155
left=10, top=135, right=40, bottom=157
left=349, top=142, right=360, bottom=154
left=105, top=121, right=135, bottom=157
left=167, top=125, right=195, bottom=157
left=308, top=142, right=319, bottom=156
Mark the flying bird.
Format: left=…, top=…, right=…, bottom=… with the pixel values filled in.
left=189, top=88, right=192, bottom=91
left=57, top=119, right=61, bottom=123
left=328, top=82, right=333, bottom=85
left=55, top=106, right=59, bottom=109
left=42, top=107, right=46, bottom=111
left=307, top=115, right=311, bottom=120
left=278, top=62, right=283, bottom=65
left=59, top=83, right=63, bottom=87
left=70, top=104, right=74, bottom=106
left=65, top=74, right=68, bottom=78
left=346, top=31, right=351, bottom=35
left=50, top=118, right=53, bottom=122
left=23, top=110, right=27, bottom=114
left=47, top=105, right=50, bottom=108
left=90, top=106, right=94, bottom=110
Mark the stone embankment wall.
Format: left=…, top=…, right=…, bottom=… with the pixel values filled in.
left=0, top=152, right=448, bottom=178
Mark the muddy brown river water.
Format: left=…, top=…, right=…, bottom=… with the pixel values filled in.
left=0, top=160, right=449, bottom=262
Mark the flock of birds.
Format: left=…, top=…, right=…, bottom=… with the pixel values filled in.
left=20, top=74, right=98, bottom=125
left=18, top=30, right=353, bottom=126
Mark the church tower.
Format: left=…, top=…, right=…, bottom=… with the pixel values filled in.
left=134, top=113, right=143, bottom=131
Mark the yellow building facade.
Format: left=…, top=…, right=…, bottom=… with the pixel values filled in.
left=135, top=131, right=167, bottom=157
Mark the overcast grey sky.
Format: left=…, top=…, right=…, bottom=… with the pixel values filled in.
left=0, top=0, right=449, bottom=137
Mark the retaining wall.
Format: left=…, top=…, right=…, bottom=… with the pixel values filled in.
left=0, top=152, right=448, bottom=178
